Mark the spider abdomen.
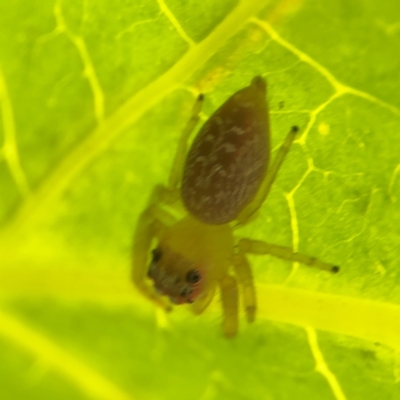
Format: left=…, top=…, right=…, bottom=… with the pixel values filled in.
left=181, top=77, right=270, bottom=225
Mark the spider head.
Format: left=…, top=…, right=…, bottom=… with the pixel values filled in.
left=147, top=246, right=204, bottom=305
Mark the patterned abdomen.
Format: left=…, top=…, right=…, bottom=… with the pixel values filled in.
left=181, top=76, right=270, bottom=225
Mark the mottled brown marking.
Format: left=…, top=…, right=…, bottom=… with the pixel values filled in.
left=181, top=76, right=270, bottom=224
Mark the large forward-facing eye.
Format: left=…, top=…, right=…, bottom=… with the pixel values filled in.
left=186, top=269, right=201, bottom=284
left=151, top=248, right=162, bottom=263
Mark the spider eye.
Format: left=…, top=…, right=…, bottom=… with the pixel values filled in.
left=151, top=248, right=162, bottom=263
left=186, top=269, right=201, bottom=284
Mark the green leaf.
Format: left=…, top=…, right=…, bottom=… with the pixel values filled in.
left=1, top=0, right=400, bottom=399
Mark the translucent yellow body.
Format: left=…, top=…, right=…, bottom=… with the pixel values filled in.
left=132, top=77, right=338, bottom=337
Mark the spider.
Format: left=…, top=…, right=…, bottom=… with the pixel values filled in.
left=132, top=76, right=339, bottom=337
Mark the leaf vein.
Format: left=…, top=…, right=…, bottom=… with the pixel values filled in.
left=0, top=67, right=31, bottom=198
left=305, top=327, right=348, bottom=400
left=54, top=0, right=105, bottom=124
left=0, top=308, right=133, bottom=400
left=251, top=18, right=400, bottom=118
left=157, top=0, right=195, bottom=47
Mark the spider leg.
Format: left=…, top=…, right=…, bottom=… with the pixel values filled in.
left=219, top=275, right=239, bottom=337
left=232, top=253, right=256, bottom=323
left=239, top=238, right=339, bottom=273
left=237, top=126, right=299, bottom=226
left=132, top=95, right=203, bottom=312
left=132, top=185, right=180, bottom=311
left=169, top=93, right=204, bottom=190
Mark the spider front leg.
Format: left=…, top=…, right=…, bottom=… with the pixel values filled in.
left=132, top=94, right=204, bottom=310
left=238, top=239, right=340, bottom=273
left=168, top=92, right=204, bottom=190
left=132, top=186, right=179, bottom=311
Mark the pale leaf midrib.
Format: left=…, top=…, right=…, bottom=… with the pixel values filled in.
left=1, top=265, right=400, bottom=350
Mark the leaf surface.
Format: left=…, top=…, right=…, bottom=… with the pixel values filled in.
left=1, top=0, right=400, bottom=399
